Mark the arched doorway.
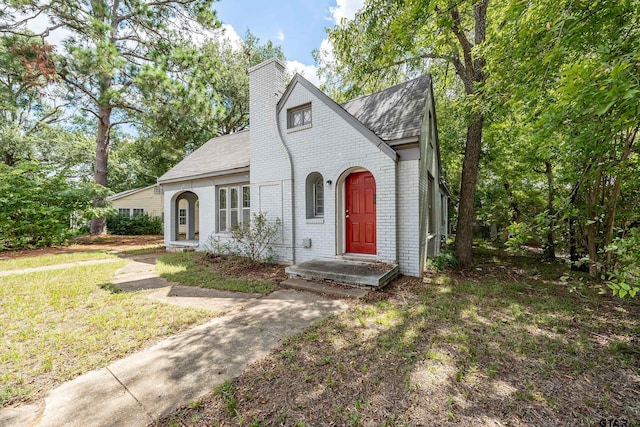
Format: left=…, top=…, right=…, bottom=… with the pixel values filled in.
left=338, top=169, right=376, bottom=255
left=174, top=191, right=199, bottom=242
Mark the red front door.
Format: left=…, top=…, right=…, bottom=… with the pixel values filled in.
left=346, top=171, right=376, bottom=254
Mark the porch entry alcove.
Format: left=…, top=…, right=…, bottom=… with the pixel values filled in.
left=172, top=191, right=199, bottom=246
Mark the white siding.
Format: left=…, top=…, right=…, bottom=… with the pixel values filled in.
left=111, top=186, right=163, bottom=218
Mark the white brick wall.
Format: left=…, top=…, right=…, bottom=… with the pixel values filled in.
left=249, top=59, right=293, bottom=262
left=277, top=80, right=398, bottom=266
left=398, top=160, right=421, bottom=275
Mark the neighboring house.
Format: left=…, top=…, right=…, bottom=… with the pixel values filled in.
left=107, top=184, right=198, bottom=235
left=158, top=58, right=449, bottom=277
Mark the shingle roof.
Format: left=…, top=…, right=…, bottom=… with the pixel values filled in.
left=341, top=75, right=431, bottom=142
left=157, top=130, right=250, bottom=183
left=108, top=184, right=158, bottom=201
left=158, top=76, right=432, bottom=184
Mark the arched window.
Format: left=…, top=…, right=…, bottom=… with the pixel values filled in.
left=306, top=172, right=324, bottom=219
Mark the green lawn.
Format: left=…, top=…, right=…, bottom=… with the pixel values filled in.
left=156, top=252, right=282, bottom=295
left=0, top=258, right=214, bottom=407
left=0, top=251, right=116, bottom=271
left=158, top=248, right=640, bottom=426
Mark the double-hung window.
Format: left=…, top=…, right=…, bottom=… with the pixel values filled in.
left=118, top=208, right=131, bottom=217
left=219, top=185, right=250, bottom=232
left=132, top=208, right=144, bottom=216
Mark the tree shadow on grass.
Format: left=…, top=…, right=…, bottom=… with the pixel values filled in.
left=155, top=251, right=640, bottom=426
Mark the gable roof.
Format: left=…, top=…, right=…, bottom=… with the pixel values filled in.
left=108, top=184, right=158, bottom=201
left=157, top=130, right=250, bottom=184
left=341, top=75, right=431, bottom=143
left=277, top=74, right=398, bottom=161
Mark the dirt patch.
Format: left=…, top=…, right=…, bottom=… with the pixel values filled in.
left=0, top=235, right=163, bottom=259
left=202, top=253, right=288, bottom=284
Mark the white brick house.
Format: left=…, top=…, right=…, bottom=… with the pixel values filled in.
left=159, top=58, right=449, bottom=277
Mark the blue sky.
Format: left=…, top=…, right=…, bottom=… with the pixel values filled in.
left=214, top=0, right=364, bottom=85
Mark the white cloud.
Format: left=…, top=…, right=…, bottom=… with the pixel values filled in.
left=21, top=12, right=73, bottom=50
left=318, top=37, right=335, bottom=66
left=286, top=60, right=320, bottom=87
left=208, top=23, right=244, bottom=49
left=277, top=30, right=285, bottom=42
left=329, top=0, right=364, bottom=24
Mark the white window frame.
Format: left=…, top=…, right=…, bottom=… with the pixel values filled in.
left=218, top=184, right=250, bottom=232
left=132, top=208, right=144, bottom=217
left=118, top=208, right=131, bottom=217
left=287, top=103, right=312, bottom=129
left=178, top=208, right=187, bottom=225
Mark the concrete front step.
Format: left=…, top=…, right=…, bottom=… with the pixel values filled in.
left=285, top=258, right=399, bottom=288
left=280, top=278, right=369, bottom=299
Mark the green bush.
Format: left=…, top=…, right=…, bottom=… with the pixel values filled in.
left=203, top=212, right=281, bottom=262
left=0, top=161, right=106, bottom=250
left=106, top=213, right=163, bottom=235
left=605, top=228, right=640, bottom=298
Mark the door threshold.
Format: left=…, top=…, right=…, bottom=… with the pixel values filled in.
left=338, top=253, right=378, bottom=262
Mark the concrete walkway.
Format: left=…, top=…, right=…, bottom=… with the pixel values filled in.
left=0, top=255, right=348, bottom=427
left=0, top=258, right=121, bottom=277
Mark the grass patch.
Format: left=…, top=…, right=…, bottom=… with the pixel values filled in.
left=0, top=251, right=115, bottom=271
left=154, top=248, right=640, bottom=426
left=0, top=261, right=213, bottom=407
left=156, top=252, right=282, bottom=295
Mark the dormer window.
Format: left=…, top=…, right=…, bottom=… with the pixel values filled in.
left=287, top=103, right=312, bottom=129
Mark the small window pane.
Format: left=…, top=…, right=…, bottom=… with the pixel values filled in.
left=230, top=210, right=239, bottom=227
left=219, top=210, right=227, bottom=231
left=230, top=187, right=238, bottom=209
left=242, top=186, right=250, bottom=208
left=314, top=179, right=324, bottom=217
left=243, top=208, right=250, bottom=225
left=219, top=188, right=227, bottom=209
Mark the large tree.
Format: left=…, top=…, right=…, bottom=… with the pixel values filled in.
left=1, top=0, right=218, bottom=234
left=323, top=0, right=490, bottom=267
left=486, top=0, right=640, bottom=281
left=132, top=30, right=285, bottom=181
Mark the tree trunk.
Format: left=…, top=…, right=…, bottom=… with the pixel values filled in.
left=503, top=182, right=521, bottom=223
left=89, top=104, right=111, bottom=235
left=455, top=113, right=484, bottom=267
left=542, top=161, right=556, bottom=261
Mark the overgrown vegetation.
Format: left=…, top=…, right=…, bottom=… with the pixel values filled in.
left=156, top=251, right=284, bottom=295
left=0, top=161, right=107, bottom=250
left=106, top=213, right=163, bottom=236
left=0, top=256, right=213, bottom=407
left=157, top=247, right=640, bottom=426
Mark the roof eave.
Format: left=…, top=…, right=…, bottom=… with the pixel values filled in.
left=157, top=166, right=250, bottom=185
left=107, top=184, right=158, bottom=201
